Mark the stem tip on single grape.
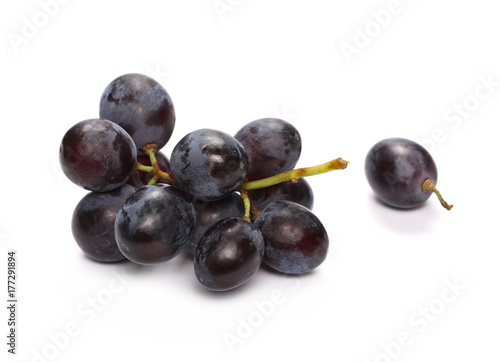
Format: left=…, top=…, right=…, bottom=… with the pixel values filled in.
left=421, top=179, right=453, bottom=211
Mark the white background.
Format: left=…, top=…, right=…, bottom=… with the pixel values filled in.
left=1, top=0, right=499, bottom=361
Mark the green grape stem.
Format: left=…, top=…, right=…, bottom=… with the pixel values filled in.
left=147, top=174, right=160, bottom=185
left=136, top=163, right=153, bottom=173
left=241, top=158, right=349, bottom=191
left=141, top=143, right=175, bottom=185
left=240, top=191, right=252, bottom=222
left=137, top=147, right=348, bottom=220
left=421, top=178, right=453, bottom=211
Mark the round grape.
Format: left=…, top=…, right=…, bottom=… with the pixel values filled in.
left=234, top=118, right=301, bottom=180
left=72, top=184, right=136, bottom=262
left=99, top=73, right=175, bottom=154
left=170, top=129, right=249, bottom=201
left=114, top=184, right=195, bottom=264
left=59, top=118, right=137, bottom=192
left=254, top=201, right=329, bottom=274
left=365, top=137, right=438, bottom=209
left=194, top=218, right=265, bottom=291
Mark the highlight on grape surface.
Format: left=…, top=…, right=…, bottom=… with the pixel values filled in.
left=58, top=72, right=349, bottom=292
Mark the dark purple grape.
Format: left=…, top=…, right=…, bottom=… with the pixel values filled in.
left=254, top=201, right=329, bottom=275
left=114, top=184, right=195, bottom=264
left=249, top=178, right=314, bottom=212
left=187, top=193, right=245, bottom=255
left=194, top=218, right=265, bottom=291
left=59, top=119, right=137, bottom=192
left=234, top=118, right=301, bottom=180
left=99, top=73, right=175, bottom=154
left=170, top=129, right=249, bottom=201
left=127, top=151, right=171, bottom=188
left=72, top=184, right=136, bottom=262
left=365, top=138, right=438, bottom=209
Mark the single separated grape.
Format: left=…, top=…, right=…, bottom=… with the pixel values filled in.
left=170, top=129, right=249, bottom=201
left=194, top=218, right=265, bottom=291
left=365, top=137, right=438, bottom=209
left=59, top=118, right=137, bottom=192
left=114, top=184, right=195, bottom=264
left=254, top=201, right=329, bottom=275
left=99, top=73, right=175, bottom=154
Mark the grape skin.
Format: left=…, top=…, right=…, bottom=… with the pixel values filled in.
left=187, top=193, right=245, bottom=255
left=114, top=184, right=195, bottom=265
left=254, top=201, right=329, bottom=275
left=249, top=178, right=314, bottom=212
left=72, top=185, right=136, bottom=262
left=99, top=73, right=175, bottom=154
left=59, top=119, right=137, bottom=192
left=194, top=218, right=265, bottom=291
left=365, top=138, right=438, bottom=209
left=170, top=129, right=249, bottom=201
left=234, top=118, right=301, bottom=180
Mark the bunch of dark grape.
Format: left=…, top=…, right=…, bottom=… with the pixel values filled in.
left=59, top=73, right=349, bottom=292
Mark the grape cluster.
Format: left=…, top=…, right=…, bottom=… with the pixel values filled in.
left=60, top=73, right=349, bottom=292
